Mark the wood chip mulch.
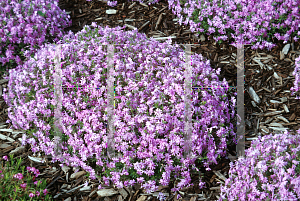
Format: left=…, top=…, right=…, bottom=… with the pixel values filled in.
left=1, top=0, right=300, bottom=200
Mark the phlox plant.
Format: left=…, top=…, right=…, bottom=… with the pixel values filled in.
left=0, top=154, right=53, bottom=200
left=0, top=0, right=72, bottom=77
left=103, top=0, right=300, bottom=51
left=3, top=23, right=239, bottom=194
left=219, top=130, right=300, bottom=201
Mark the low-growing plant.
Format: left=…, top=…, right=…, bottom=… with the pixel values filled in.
left=0, top=154, right=53, bottom=201
left=219, top=130, right=300, bottom=201
left=104, top=0, right=300, bottom=51
left=0, top=0, right=72, bottom=77
left=3, top=23, right=239, bottom=194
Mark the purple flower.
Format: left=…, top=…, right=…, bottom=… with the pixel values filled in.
left=27, top=166, right=33, bottom=172
left=274, top=156, right=287, bottom=168
left=115, top=180, right=124, bottom=189
left=29, top=193, right=35, bottom=197
left=157, top=192, right=166, bottom=201
left=43, top=189, right=48, bottom=195
left=20, top=183, right=27, bottom=189
left=13, top=173, right=24, bottom=180
left=2, top=155, right=8, bottom=161
left=137, top=177, right=145, bottom=183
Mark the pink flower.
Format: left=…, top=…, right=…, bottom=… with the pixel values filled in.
left=36, top=191, right=40, bottom=197
left=43, top=189, right=48, bottom=195
left=26, top=166, right=40, bottom=176
left=3, top=155, right=8, bottom=161
left=13, top=173, right=24, bottom=180
left=29, top=193, right=35, bottom=197
left=20, top=183, right=27, bottom=189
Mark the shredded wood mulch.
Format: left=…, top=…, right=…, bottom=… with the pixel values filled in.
left=1, top=0, right=300, bottom=200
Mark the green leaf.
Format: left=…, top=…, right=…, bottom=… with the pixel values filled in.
left=236, top=3, right=242, bottom=11
left=67, top=146, right=73, bottom=155
left=37, top=10, right=46, bottom=17
left=217, top=39, right=223, bottom=45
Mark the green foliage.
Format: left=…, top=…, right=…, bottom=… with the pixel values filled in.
left=221, top=94, right=227, bottom=100
left=172, top=156, right=181, bottom=166
left=283, top=144, right=300, bottom=175
left=150, top=162, right=164, bottom=183
left=217, top=40, right=224, bottom=45
left=25, top=127, right=39, bottom=139
left=47, top=126, right=55, bottom=141
left=127, top=167, right=139, bottom=180
left=60, top=130, right=69, bottom=142
left=153, top=101, right=164, bottom=110
left=24, top=88, right=37, bottom=102
left=236, top=3, right=242, bottom=11
left=77, top=120, right=84, bottom=130
left=0, top=154, right=53, bottom=200
left=295, top=154, right=300, bottom=175
left=161, top=119, right=167, bottom=124
left=246, top=12, right=255, bottom=21
left=37, top=11, right=46, bottom=17
left=67, top=145, right=73, bottom=155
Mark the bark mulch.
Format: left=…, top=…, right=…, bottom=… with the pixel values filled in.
left=1, top=0, right=300, bottom=200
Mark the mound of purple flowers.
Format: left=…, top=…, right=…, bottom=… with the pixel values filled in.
left=3, top=23, right=238, bottom=193
left=103, top=0, right=300, bottom=51
left=0, top=0, right=71, bottom=71
left=219, top=130, right=300, bottom=201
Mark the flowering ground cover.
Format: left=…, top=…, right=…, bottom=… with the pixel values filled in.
left=219, top=131, right=300, bottom=200
left=3, top=22, right=238, bottom=195
left=0, top=0, right=72, bottom=78
left=165, top=0, right=300, bottom=50
left=0, top=0, right=299, bottom=199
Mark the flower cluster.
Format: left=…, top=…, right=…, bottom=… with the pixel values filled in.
left=3, top=23, right=237, bottom=194
left=0, top=154, right=51, bottom=200
left=104, top=0, right=300, bottom=51
left=13, top=173, right=24, bottom=181
left=0, top=0, right=71, bottom=74
left=219, top=130, right=300, bottom=201
left=27, top=166, right=40, bottom=177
